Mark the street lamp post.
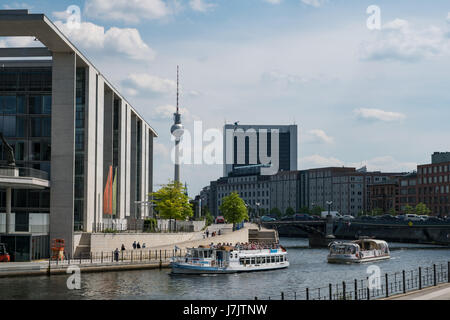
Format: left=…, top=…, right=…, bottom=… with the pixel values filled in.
left=326, top=201, right=333, bottom=217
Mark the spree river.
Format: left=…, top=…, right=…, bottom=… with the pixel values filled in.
left=1, top=238, right=449, bottom=300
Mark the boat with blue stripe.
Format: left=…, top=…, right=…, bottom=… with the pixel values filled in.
left=170, top=243, right=289, bottom=274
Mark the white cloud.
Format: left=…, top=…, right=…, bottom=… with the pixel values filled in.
left=301, top=0, right=325, bottom=7
left=152, top=104, right=190, bottom=121
left=189, top=0, right=216, bottom=13
left=304, top=129, right=334, bottom=144
left=0, top=37, right=43, bottom=48
left=300, top=154, right=416, bottom=173
left=354, top=108, right=406, bottom=122
left=360, top=18, right=450, bottom=62
left=54, top=21, right=156, bottom=62
left=122, top=73, right=176, bottom=96
left=2, top=2, right=32, bottom=9
left=84, top=0, right=169, bottom=24
left=301, top=155, right=344, bottom=168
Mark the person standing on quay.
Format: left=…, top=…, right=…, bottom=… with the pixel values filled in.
left=133, top=241, right=137, bottom=250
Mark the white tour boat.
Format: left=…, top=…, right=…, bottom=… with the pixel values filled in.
left=170, top=244, right=289, bottom=274
left=327, top=239, right=390, bottom=264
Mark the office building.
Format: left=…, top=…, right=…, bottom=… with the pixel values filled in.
left=0, top=10, right=156, bottom=260
left=223, top=124, right=297, bottom=177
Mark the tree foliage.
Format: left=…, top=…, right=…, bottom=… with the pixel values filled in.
left=404, top=205, right=415, bottom=215
left=415, top=203, right=431, bottom=215
left=285, top=207, right=295, bottom=216
left=270, top=207, right=282, bottom=218
left=219, top=192, right=249, bottom=224
left=204, top=207, right=214, bottom=226
left=150, top=181, right=193, bottom=221
left=311, top=206, right=324, bottom=215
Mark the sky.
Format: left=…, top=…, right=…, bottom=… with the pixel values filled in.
left=1, top=0, right=450, bottom=197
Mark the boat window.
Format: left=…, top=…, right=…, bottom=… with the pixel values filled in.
left=281, top=255, right=284, bottom=262
left=239, top=258, right=244, bottom=265
left=271, top=256, right=275, bottom=263
left=251, top=258, right=256, bottom=265
left=245, top=258, right=250, bottom=265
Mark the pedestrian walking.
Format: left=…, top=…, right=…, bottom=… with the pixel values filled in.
left=142, top=243, right=146, bottom=249
left=206, top=229, right=209, bottom=238
left=114, top=248, right=119, bottom=262
left=121, top=244, right=125, bottom=251
left=137, top=242, right=141, bottom=249
left=132, top=241, right=137, bottom=249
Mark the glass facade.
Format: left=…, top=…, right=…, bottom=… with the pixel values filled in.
left=74, top=68, right=86, bottom=231
left=0, top=67, right=52, bottom=224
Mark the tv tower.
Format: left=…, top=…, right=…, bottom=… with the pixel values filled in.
left=170, top=66, right=184, bottom=183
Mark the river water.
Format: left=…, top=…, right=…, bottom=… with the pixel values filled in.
left=1, top=238, right=449, bottom=300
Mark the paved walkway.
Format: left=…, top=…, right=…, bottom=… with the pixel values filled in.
left=386, top=283, right=450, bottom=300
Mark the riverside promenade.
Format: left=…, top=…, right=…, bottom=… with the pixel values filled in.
left=0, top=223, right=261, bottom=278
left=385, top=283, right=450, bottom=300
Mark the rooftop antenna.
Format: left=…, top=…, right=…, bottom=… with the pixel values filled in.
left=176, top=65, right=179, bottom=114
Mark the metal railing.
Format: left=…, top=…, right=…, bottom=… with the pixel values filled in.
left=0, top=165, right=49, bottom=180
left=49, top=248, right=188, bottom=266
left=253, top=261, right=450, bottom=300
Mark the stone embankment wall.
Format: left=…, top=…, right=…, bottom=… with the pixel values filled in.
left=88, top=224, right=250, bottom=253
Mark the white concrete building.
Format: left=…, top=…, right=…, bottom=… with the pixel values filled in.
left=0, top=10, right=157, bottom=260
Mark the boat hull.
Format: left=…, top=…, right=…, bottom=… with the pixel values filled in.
left=327, top=255, right=390, bottom=264
left=171, top=262, right=289, bottom=274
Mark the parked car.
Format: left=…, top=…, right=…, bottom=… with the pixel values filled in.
left=404, top=214, right=422, bottom=222
left=215, top=216, right=225, bottom=224
left=379, top=214, right=398, bottom=221
left=320, top=211, right=341, bottom=219
left=260, top=215, right=276, bottom=222
left=417, top=215, right=429, bottom=221
left=281, top=216, right=294, bottom=221
left=397, top=214, right=406, bottom=221
left=311, top=215, right=321, bottom=220
left=293, top=214, right=313, bottom=221
left=426, top=216, right=443, bottom=223
left=341, top=215, right=355, bottom=221
left=358, top=215, right=375, bottom=221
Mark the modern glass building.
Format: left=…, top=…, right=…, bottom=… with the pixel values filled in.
left=223, top=124, right=297, bottom=177
left=0, top=10, right=157, bottom=260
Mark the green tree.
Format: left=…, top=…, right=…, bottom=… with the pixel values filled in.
left=150, top=181, right=193, bottom=221
left=299, top=206, right=310, bottom=214
left=388, top=207, right=397, bottom=216
left=270, top=207, right=282, bottom=219
left=404, top=205, right=415, bottom=215
left=285, top=207, right=295, bottom=216
left=219, top=192, right=249, bottom=227
left=371, top=208, right=384, bottom=216
left=203, top=208, right=214, bottom=226
left=415, top=203, right=431, bottom=215
left=311, top=206, right=324, bottom=215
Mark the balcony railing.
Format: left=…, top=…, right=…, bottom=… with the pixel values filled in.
left=0, top=165, right=49, bottom=181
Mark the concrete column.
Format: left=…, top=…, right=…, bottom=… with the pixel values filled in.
left=50, top=52, right=76, bottom=257
left=124, top=105, right=131, bottom=217
left=84, top=66, right=97, bottom=232
left=5, top=187, right=11, bottom=234
left=148, top=130, right=154, bottom=217
left=141, top=123, right=147, bottom=218
left=95, top=77, right=105, bottom=225
left=118, top=100, right=126, bottom=220
left=130, top=114, right=137, bottom=218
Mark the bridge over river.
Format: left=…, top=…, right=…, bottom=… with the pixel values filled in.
left=262, top=219, right=450, bottom=246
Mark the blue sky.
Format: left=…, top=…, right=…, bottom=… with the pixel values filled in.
left=1, top=0, right=450, bottom=196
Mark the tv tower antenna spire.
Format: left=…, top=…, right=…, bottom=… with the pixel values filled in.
left=171, top=65, right=184, bottom=183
